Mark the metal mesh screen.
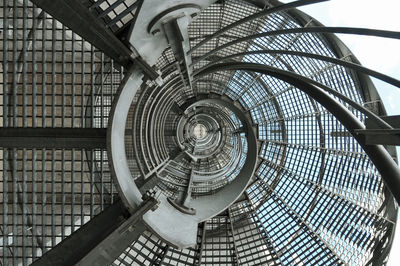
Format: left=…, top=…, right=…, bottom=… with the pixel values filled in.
left=1, top=1, right=120, bottom=264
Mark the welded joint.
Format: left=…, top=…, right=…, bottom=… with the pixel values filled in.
left=118, top=196, right=159, bottom=235
left=131, top=56, right=163, bottom=84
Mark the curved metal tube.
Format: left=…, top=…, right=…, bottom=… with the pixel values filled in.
left=188, top=0, right=330, bottom=53
left=193, top=26, right=400, bottom=64
left=195, top=57, right=393, bottom=131
left=194, top=49, right=400, bottom=91
left=197, top=62, right=400, bottom=204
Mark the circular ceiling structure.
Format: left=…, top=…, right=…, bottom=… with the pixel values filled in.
left=1, top=0, right=399, bottom=265
left=105, top=0, right=399, bottom=262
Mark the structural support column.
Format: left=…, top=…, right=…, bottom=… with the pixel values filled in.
left=32, top=197, right=158, bottom=266
left=0, top=128, right=107, bottom=149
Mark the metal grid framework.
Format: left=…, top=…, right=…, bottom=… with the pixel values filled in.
left=0, top=1, right=120, bottom=264
left=81, top=0, right=140, bottom=32
left=0, top=0, right=398, bottom=265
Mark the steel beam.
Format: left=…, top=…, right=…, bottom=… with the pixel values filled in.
left=355, top=129, right=400, bottom=146
left=359, top=116, right=400, bottom=145
left=0, top=128, right=107, bottom=149
left=164, top=18, right=195, bottom=93
left=30, top=0, right=158, bottom=80
left=32, top=197, right=158, bottom=266
left=366, top=115, right=400, bottom=129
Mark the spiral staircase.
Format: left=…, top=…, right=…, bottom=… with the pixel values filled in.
left=1, top=0, right=400, bottom=265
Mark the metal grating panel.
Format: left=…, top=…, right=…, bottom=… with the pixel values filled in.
left=0, top=0, right=398, bottom=265
left=1, top=0, right=120, bottom=264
